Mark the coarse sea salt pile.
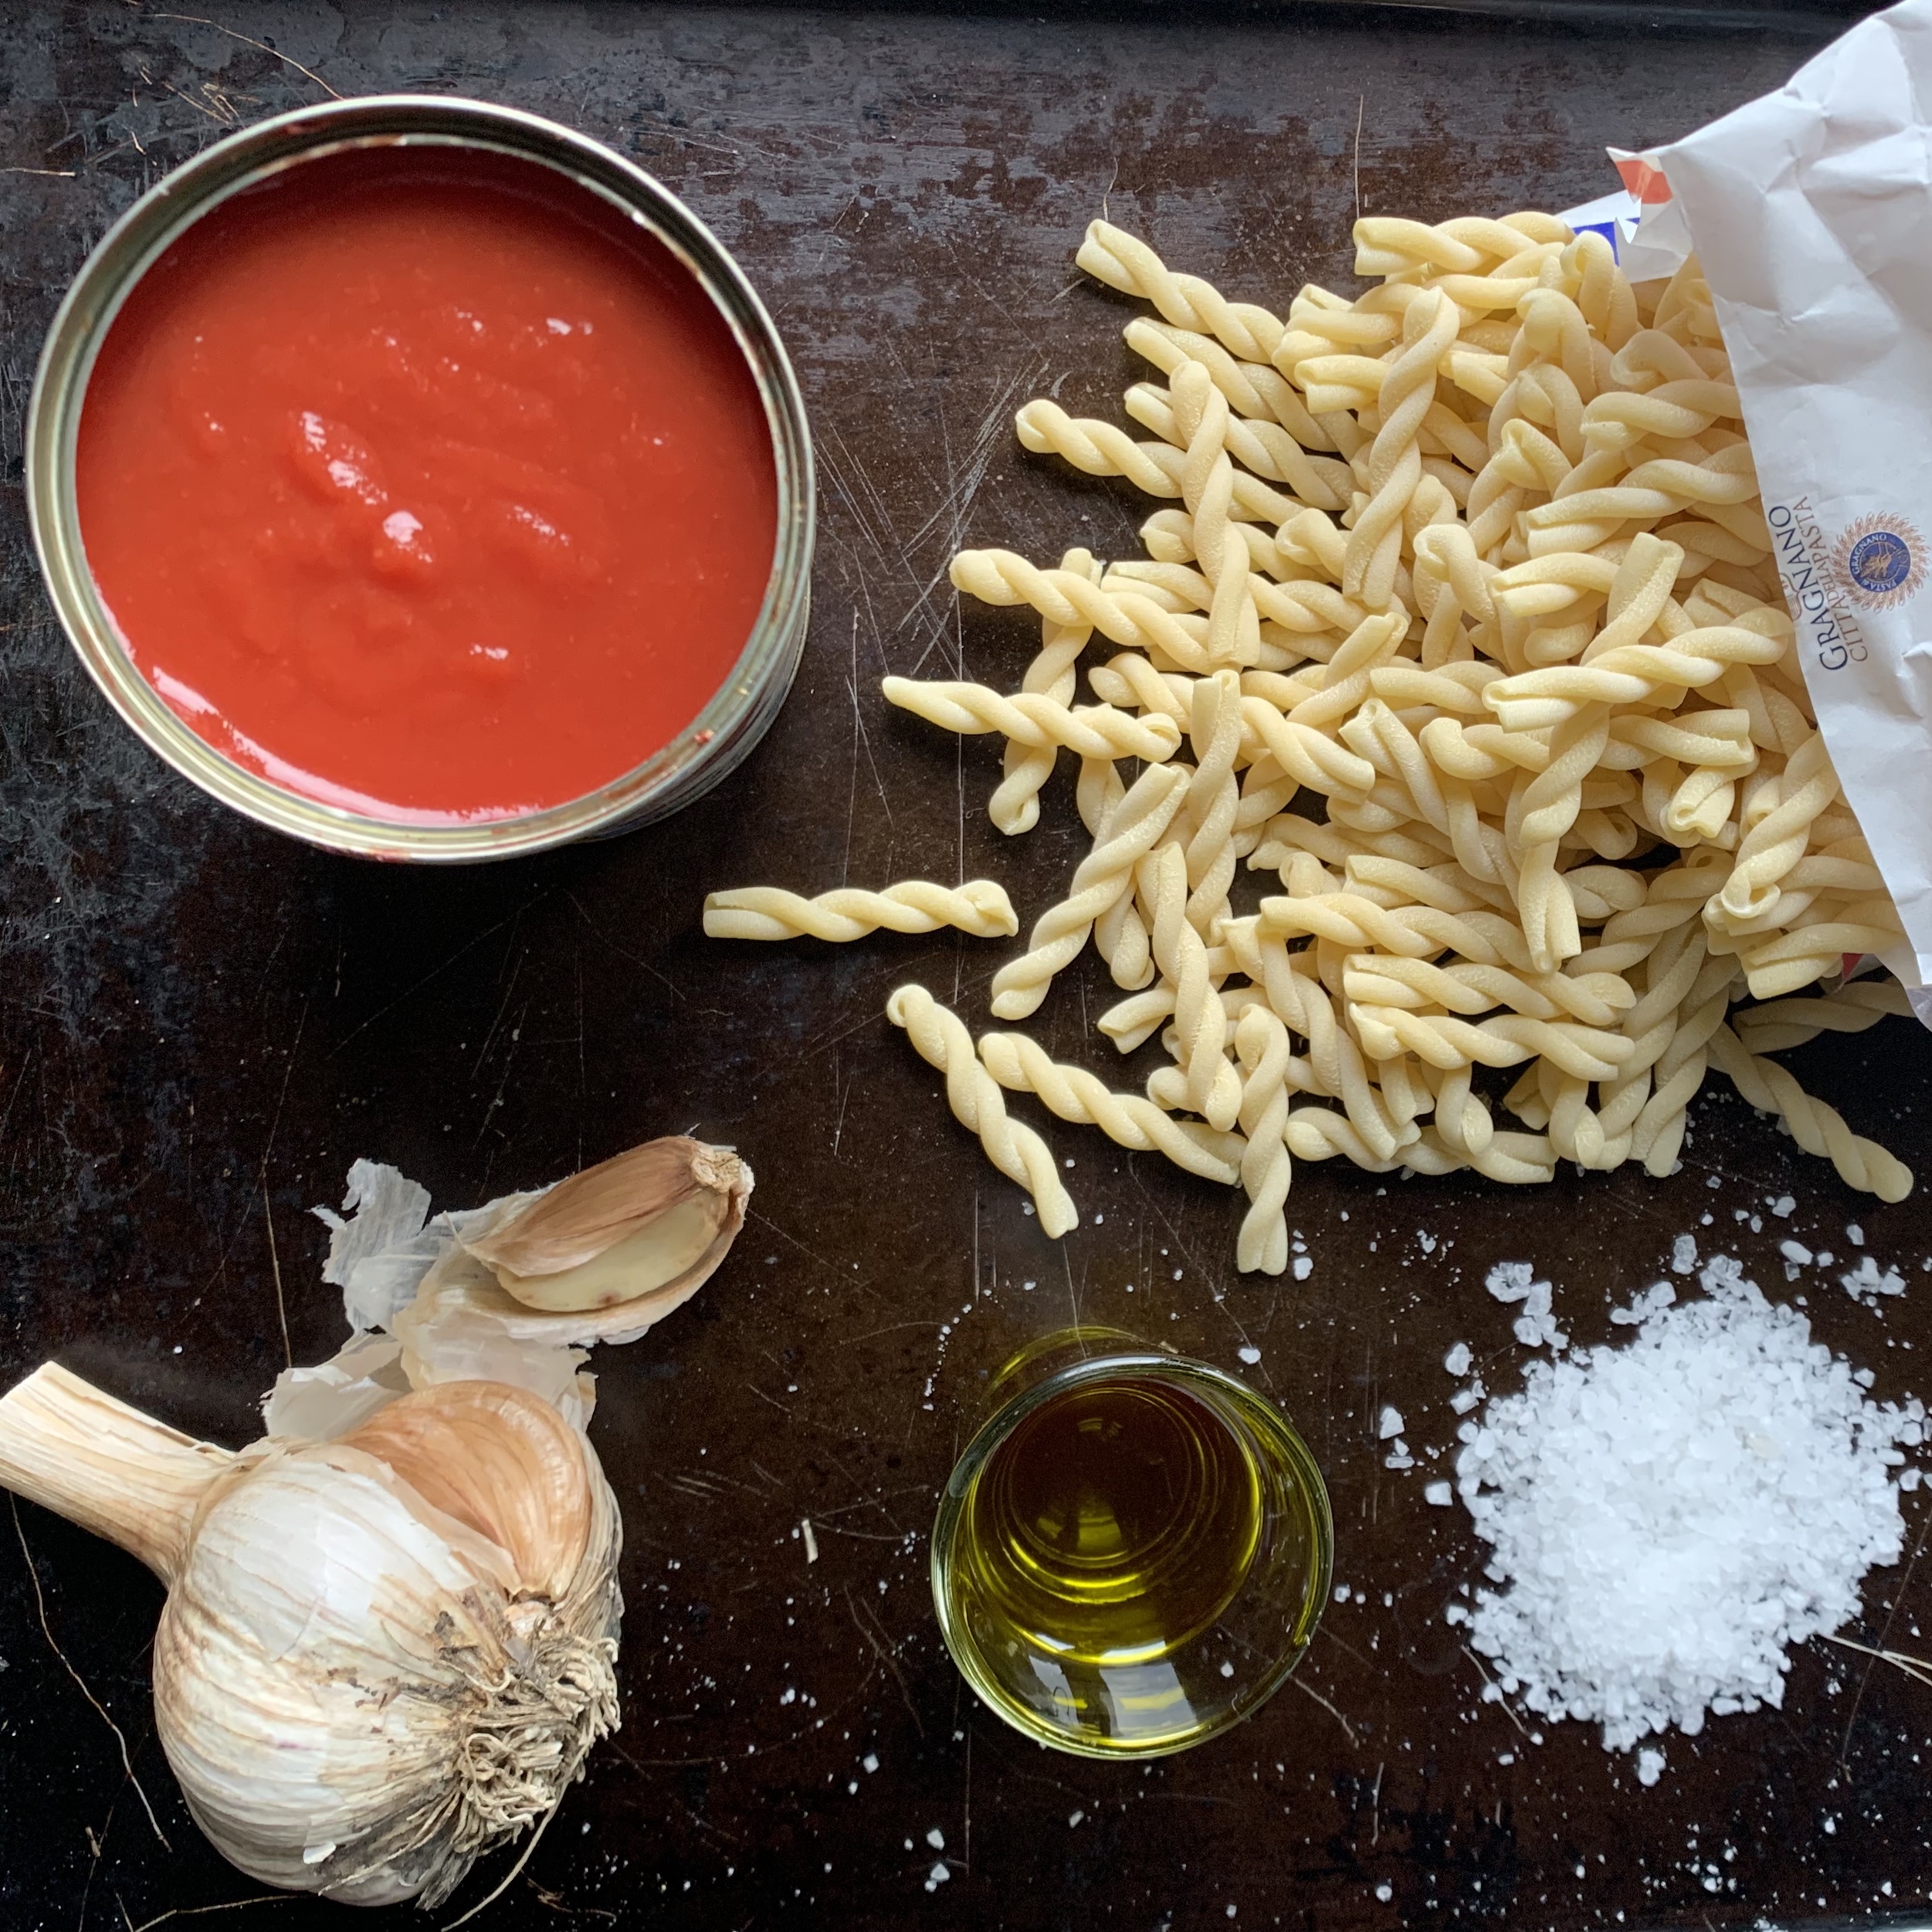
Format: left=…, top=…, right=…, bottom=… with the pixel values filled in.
left=1449, top=1256, right=1924, bottom=1753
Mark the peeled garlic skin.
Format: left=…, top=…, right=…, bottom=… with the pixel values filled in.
left=153, top=1423, right=621, bottom=1907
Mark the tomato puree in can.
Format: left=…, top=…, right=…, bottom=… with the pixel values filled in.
left=75, top=145, right=778, bottom=825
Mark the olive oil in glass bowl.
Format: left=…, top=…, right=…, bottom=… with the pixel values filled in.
left=930, top=1334, right=1332, bottom=1757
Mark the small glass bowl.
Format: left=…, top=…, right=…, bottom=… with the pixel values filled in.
left=930, top=1331, right=1333, bottom=1758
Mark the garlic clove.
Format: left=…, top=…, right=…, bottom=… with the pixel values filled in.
left=456, top=1134, right=752, bottom=1318
left=340, top=1381, right=592, bottom=1602
left=493, top=1190, right=731, bottom=1310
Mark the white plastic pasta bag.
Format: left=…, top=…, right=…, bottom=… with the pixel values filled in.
left=1639, top=0, right=1932, bottom=995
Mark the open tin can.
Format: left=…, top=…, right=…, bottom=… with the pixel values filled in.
left=26, top=95, right=815, bottom=861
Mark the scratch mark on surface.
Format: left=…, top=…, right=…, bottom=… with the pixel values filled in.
left=1839, top=1496, right=1932, bottom=1769
left=1462, top=1644, right=1532, bottom=1741
left=263, top=1181, right=290, bottom=1370
left=1290, top=1670, right=1359, bottom=1748
left=1353, top=92, right=1366, bottom=222
left=148, top=12, right=342, bottom=97
left=846, top=1582, right=924, bottom=1735
left=123, top=1895, right=291, bottom=1932
left=11, top=1497, right=170, bottom=1849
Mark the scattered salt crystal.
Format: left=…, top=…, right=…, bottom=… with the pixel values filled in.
left=1238, top=1346, right=1262, bottom=1365
left=1771, top=1197, right=1796, bottom=1219
left=1451, top=1255, right=1913, bottom=1752
left=1292, top=1256, right=1313, bottom=1282
left=1486, top=1261, right=1535, bottom=1303
left=1385, top=1442, right=1414, bottom=1470
left=1779, top=1240, right=1814, bottom=1267
left=1849, top=1224, right=1866, bottom=1247
left=1334, top=1583, right=1351, bottom=1602
left=1842, top=1257, right=1907, bottom=1306
left=863, top=1754, right=879, bottom=1772
left=1374, top=1883, right=1393, bottom=1903
left=926, top=1862, right=951, bottom=1890
left=1451, top=1381, right=1486, bottom=1415
left=1425, top=1480, right=1453, bottom=1507
left=1418, top=1232, right=1437, bottom=1255
left=1637, top=1748, right=1666, bottom=1786
left=927, top=1828, right=945, bottom=1849
left=1611, top=1281, right=1676, bottom=1326
left=1671, top=1235, right=1697, bottom=1275
left=1068, top=1809, right=1084, bottom=1827
left=1445, top=1342, right=1473, bottom=1377
left=1378, top=1406, right=1405, bottom=1439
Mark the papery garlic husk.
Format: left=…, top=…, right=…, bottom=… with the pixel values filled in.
left=311, top=1140, right=752, bottom=1381
left=0, top=1365, right=621, bottom=1910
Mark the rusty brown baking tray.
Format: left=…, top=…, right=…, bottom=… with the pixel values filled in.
left=0, top=3, right=1927, bottom=1927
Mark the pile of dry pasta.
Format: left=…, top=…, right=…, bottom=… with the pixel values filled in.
left=707, top=208, right=1917, bottom=1273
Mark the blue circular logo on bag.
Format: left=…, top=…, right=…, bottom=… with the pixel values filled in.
left=1833, top=514, right=1927, bottom=610
left=1849, top=530, right=1912, bottom=595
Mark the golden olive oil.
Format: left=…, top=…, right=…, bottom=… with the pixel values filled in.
left=933, top=1347, right=1332, bottom=1757
left=961, top=1376, right=1263, bottom=1663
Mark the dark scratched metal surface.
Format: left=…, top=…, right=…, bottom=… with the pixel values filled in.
left=0, top=3, right=1927, bottom=1928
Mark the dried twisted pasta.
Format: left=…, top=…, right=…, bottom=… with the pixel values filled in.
left=703, top=880, right=1018, bottom=943
left=885, top=986, right=1079, bottom=1236
left=991, top=547, right=1103, bottom=835
left=978, top=1032, right=1243, bottom=1185
left=880, top=677, right=1182, bottom=764
left=853, top=202, right=1917, bottom=1256
left=989, top=762, right=1188, bottom=1020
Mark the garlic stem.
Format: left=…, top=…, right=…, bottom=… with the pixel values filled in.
left=0, top=1364, right=236, bottom=1584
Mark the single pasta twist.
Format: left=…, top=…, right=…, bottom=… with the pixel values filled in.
left=704, top=880, right=1019, bottom=944
left=1222, top=922, right=1414, bottom=1158
left=1016, top=403, right=1298, bottom=534
left=991, top=547, right=1102, bottom=835
left=1143, top=839, right=1236, bottom=1129
left=1234, top=1004, right=1292, bottom=1274
left=1182, top=669, right=1243, bottom=936
left=1706, top=1023, right=1913, bottom=1201
left=1077, top=219, right=1286, bottom=365
left=991, top=763, right=1189, bottom=1019
left=1342, top=290, right=1460, bottom=613
left=1168, top=366, right=1261, bottom=669
left=885, top=986, right=1080, bottom=1235
left=1631, top=958, right=1737, bottom=1174
left=881, top=676, right=1182, bottom=763
left=1079, top=758, right=1156, bottom=993
left=1486, top=620, right=1788, bottom=732
left=1708, top=732, right=1840, bottom=931
left=1351, top=1005, right=1635, bottom=1082
left=951, top=544, right=1234, bottom=675
left=1013, top=401, right=1182, bottom=497
left=1341, top=952, right=1634, bottom=1027
left=1732, top=977, right=1913, bottom=1055
left=978, top=1031, right=1244, bottom=1185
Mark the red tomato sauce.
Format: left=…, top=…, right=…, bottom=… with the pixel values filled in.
left=76, top=146, right=778, bottom=824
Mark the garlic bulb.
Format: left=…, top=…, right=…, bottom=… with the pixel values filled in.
left=0, top=1366, right=620, bottom=1909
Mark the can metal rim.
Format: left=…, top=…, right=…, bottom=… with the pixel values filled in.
left=25, top=94, right=816, bottom=862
